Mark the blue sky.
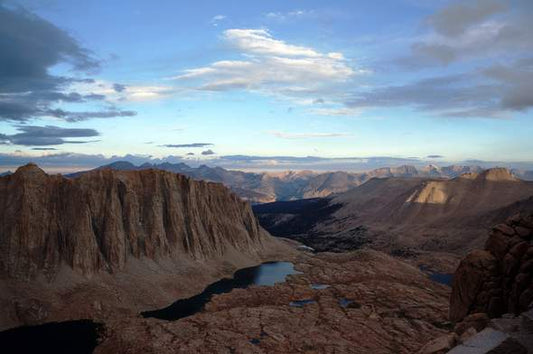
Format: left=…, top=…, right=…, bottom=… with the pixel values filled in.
left=0, top=0, right=532, bottom=171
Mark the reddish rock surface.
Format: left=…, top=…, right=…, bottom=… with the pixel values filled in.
left=96, top=250, right=451, bottom=354
left=450, top=213, right=533, bottom=322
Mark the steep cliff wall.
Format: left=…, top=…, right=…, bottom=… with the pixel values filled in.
left=0, top=164, right=265, bottom=280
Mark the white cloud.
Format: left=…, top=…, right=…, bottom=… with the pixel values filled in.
left=223, top=29, right=320, bottom=57
left=172, top=28, right=360, bottom=102
left=267, top=131, right=351, bottom=139
left=71, top=80, right=174, bottom=102
left=211, top=14, right=226, bottom=26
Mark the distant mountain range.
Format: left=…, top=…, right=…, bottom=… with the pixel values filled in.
left=65, top=161, right=533, bottom=203
left=254, top=167, right=533, bottom=255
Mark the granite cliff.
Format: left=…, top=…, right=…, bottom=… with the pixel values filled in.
left=0, top=163, right=265, bottom=279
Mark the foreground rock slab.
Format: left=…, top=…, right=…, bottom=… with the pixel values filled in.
left=447, top=327, right=527, bottom=354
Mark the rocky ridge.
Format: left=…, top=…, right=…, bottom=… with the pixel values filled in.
left=0, top=163, right=265, bottom=279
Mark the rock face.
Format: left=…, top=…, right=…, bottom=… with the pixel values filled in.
left=450, top=213, right=533, bottom=322
left=0, top=164, right=265, bottom=280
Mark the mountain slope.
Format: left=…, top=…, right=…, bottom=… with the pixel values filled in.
left=255, top=168, right=533, bottom=256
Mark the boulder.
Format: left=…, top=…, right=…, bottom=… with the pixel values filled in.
left=447, top=328, right=527, bottom=354
left=454, top=313, right=489, bottom=335
left=450, top=251, right=496, bottom=322
left=417, top=333, right=457, bottom=354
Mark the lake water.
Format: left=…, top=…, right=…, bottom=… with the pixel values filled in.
left=0, top=320, right=102, bottom=354
left=419, top=265, right=453, bottom=286
left=289, top=299, right=316, bottom=307
left=338, top=298, right=354, bottom=308
left=142, top=261, right=299, bottom=321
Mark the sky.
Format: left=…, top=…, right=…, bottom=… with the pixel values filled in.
left=0, top=0, right=532, bottom=172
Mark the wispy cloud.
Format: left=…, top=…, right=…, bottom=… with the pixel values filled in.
left=44, top=108, right=137, bottom=122
left=310, top=107, right=361, bottom=116
left=268, top=131, right=351, bottom=139
left=264, top=10, right=315, bottom=21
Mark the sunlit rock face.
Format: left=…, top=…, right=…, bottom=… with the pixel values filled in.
left=0, top=163, right=265, bottom=279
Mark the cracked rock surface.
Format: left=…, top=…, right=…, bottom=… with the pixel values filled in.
left=97, top=250, right=450, bottom=354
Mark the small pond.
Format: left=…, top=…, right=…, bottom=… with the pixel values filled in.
left=289, top=299, right=316, bottom=307
left=0, top=319, right=102, bottom=354
left=310, top=284, right=330, bottom=290
left=142, top=261, right=299, bottom=321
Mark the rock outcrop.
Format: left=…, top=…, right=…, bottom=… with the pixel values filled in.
left=0, top=163, right=265, bottom=280
left=450, top=213, right=533, bottom=322
left=418, top=215, right=533, bottom=353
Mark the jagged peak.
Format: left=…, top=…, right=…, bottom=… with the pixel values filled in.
left=104, top=161, right=137, bottom=170
left=458, top=172, right=479, bottom=180
left=395, top=165, right=418, bottom=172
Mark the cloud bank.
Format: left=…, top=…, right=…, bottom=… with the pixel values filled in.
left=0, top=4, right=136, bottom=122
